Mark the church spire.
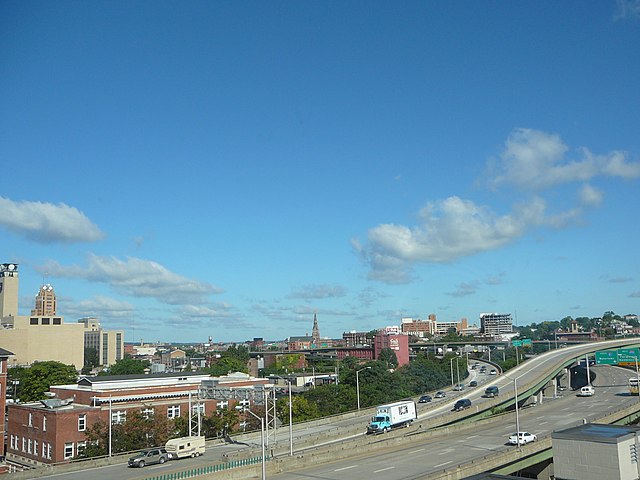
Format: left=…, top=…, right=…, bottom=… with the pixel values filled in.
left=311, top=313, right=320, bottom=347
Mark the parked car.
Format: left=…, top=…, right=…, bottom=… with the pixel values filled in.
left=128, top=448, right=170, bottom=468
left=418, top=394, right=432, bottom=403
left=508, top=432, right=537, bottom=445
left=452, top=383, right=465, bottom=391
left=489, top=369, right=498, bottom=375
left=452, top=398, right=472, bottom=411
left=469, top=380, right=478, bottom=387
left=435, top=391, right=446, bottom=398
left=578, top=385, right=595, bottom=396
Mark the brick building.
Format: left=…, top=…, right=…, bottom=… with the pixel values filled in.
left=0, top=347, right=13, bottom=467
left=6, top=372, right=269, bottom=466
left=373, top=333, right=410, bottom=367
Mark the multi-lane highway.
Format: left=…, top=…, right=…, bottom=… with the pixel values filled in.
left=26, top=339, right=640, bottom=480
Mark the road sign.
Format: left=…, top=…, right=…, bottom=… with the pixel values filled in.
left=618, top=348, right=640, bottom=364
left=512, top=339, right=532, bottom=347
left=595, top=350, right=618, bottom=365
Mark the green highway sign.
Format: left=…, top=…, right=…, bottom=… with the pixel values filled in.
left=512, top=339, right=532, bottom=347
left=595, top=351, right=618, bottom=365
left=618, top=348, right=640, bottom=363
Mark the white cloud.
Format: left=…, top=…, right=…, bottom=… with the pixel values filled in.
left=288, top=284, right=348, bottom=299
left=447, top=282, right=478, bottom=298
left=355, top=195, right=588, bottom=283
left=615, top=0, right=640, bottom=20
left=60, top=295, right=136, bottom=319
left=490, top=129, right=640, bottom=190
left=38, top=254, right=223, bottom=305
left=579, top=184, right=604, bottom=207
left=0, top=197, right=104, bottom=243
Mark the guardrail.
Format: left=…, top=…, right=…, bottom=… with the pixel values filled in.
left=142, top=456, right=263, bottom=480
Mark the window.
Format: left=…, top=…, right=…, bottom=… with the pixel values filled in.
left=53, top=317, right=61, bottom=325
left=42, top=442, right=46, bottom=458
left=28, top=439, right=32, bottom=454
left=167, top=405, right=180, bottom=419
left=64, top=442, right=74, bottom=459
left=217, top=400, right=228, bottom=410
left=10, top=435, right=15, bottom=450
left=30, top=317, right=39, bottom=325
left=47, top=443, right=52, bottom=459
left=22, top=438, right=26, bottom=452
left=33, top=440, right=38, bottom=456
left=192, top=403, right=205, bottom=415
left=142, top=407, right=154, bottom=419
left=43, top=416, right=47, bottom=431
left=111, top=410, right=126, bottom=424
left=28, top=412, right=33, bottom=427
left=77, top=441, right=86, bottom=457
left=41, top=318, right=50, bottom=325
left=78, top=414, right=86, bottom=431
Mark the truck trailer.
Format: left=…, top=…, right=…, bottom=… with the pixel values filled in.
left=367, top=400, right=417, bottom=434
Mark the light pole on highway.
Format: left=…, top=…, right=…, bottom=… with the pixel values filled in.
left=505, top=373, right=525, bottom=451
left=356, top=367, right=371, bottom=410
left=245, top=408, right=266, bottom=480
left=274, top=376, right=294, bottom=456
left=450, top=357, right=460, bottom=387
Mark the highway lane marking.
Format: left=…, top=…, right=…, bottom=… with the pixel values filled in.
left=468, top=435, right=478, bottom=439
left=409, top=448, right=425, bottom=454
left=335, top=465, right=358, bottom=472
left=539, top=421, right=548, bottom=425
left=374, top=467, right=395, bottom=473
left=435, top=461, right=452, bottom=468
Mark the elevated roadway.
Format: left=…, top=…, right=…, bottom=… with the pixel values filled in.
left=16, top=338, right=640, bottom=479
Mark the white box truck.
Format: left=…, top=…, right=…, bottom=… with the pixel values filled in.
left=367, top=400, right=417, bottom=434
left=165, top=436, right=205, bottom=459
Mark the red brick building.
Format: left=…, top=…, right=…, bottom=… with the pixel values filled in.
left=6, top=372, right=268, bottom=466
left=0, top=347, right=13, bottom=469
left=373, top=333, right=410, bottom=367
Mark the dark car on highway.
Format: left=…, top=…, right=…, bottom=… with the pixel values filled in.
left=418, top=394, right=432, bottom=403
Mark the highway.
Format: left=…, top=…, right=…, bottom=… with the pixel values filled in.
left=25, top=339, right=640, bottom=479
left=268, top=364, right=637, bottom=480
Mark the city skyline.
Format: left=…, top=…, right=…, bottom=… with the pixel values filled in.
left=2, top=2, right=639, bottom=343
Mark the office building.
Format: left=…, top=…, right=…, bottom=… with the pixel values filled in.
left=480, top=313, right=513, bottom=336
left=0, top=263, right=124, bottom=369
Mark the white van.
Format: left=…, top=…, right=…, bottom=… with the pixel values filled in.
left=578, top=385, right=595, bottom=397
left=165, top=436, right=205, bottom=459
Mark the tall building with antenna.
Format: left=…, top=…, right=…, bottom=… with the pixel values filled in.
left=31, top=284, right=57, bottom=316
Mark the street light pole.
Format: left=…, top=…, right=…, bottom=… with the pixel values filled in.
left=356, top=367, right=371, bottom=410
left=245, top=409, right=266, bottom=480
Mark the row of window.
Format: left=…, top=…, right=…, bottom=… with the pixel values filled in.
left=29, top=317, right=62, bottom=325
left=10, top=435, right=52, bottom=460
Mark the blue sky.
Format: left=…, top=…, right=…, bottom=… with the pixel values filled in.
left=2, top=1, right=639, bottom=344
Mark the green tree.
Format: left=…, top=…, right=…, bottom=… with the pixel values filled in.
left=106, top=356, right=150, bottom=375
left=83, top=409, right=175, bottom=457
left=207, top=356, right=247, bottom=376
left=18, top=361, right=78, bottom=402
left=377, top=348, right=399, bottom=369
left=82, top=347, right=100, bottom=375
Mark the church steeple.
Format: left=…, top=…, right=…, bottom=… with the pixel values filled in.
left=311, top=313, right=320, bottom=347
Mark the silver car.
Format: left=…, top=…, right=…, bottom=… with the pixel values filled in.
left=128, top=448, right=170, bottom=468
